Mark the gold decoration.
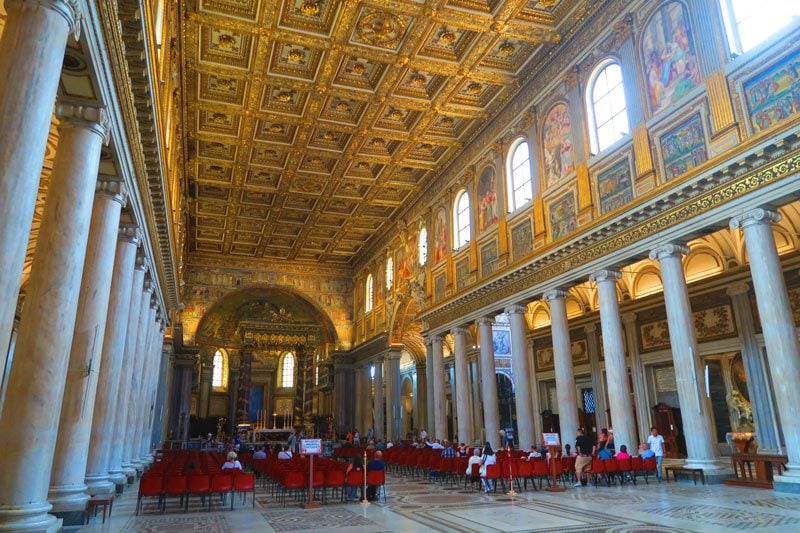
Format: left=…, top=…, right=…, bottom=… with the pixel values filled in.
left=371, top=138, right=386, bottom=148
left=275, top=91, right=293, bottom=103
left=440, top=117, right=454, bottom=127
left=335, top=101, right=350, bottom=112
left=299, top=1, right=320, bottom=16
left=268, top=124, right=284, bottom=134
left=466, top=82, right=482, bottom=95
left=438, top=29, right=456, bottom=46
left=498, top=42, right=516, bottom=57
left=210, top=113, right=227, bottom=124
left=215, top=78, right=234, bottom=91
left=410, top=74, right=427, bottom=87
left=356, top=162, right=370, bottom=170
left=355, top=11, right=407, bottom=49
left=287, top=48, right=305, bottom=63
left=322, top=131, right=335, bottom=141
left=216, top=33, right=236, bottom=51
left=389, top=109, right=403, bottom=120
left=350, top=62, right=367, bottom=76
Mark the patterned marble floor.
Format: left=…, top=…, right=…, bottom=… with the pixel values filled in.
left=75, top=471, right=800, bottom=532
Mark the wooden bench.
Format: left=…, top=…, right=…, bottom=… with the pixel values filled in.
left=724, top=453, right=788, bottom=489
left=664, top=466, right=705, bottom=485
left=86, top=494, right=114, bottom=524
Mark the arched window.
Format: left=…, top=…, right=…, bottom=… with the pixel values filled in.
left=211, top=349, right=228, bottom=391
left=506, top=139, right=533, bottom=212
left=453, top=190, right=471, bottom=250
left=315, top=365, right=319, bottom=386
left=385, top=257, right=394, bottom=290
left=365, top=274, right=374, bottom=313
left=587, top=61, right=629, bottom=154
left=281, top=352, right=295, bottom=388
left=720, top=0, right=800, bottom=55
left=418, top=227, right=428, bottom=265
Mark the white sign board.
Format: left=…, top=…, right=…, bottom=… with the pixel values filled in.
left=542, top=433, right=561, bottom=447
left=300, top=438, right=323, bottom=455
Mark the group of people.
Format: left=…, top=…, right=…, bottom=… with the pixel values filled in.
left=573, top=426, right=665, bottom=487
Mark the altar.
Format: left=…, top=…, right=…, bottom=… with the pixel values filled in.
left=251, top=428, right=293, bottom=444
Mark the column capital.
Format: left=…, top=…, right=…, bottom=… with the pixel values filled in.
left=143, top=279, right=155, bottom=294
left=590, top=269, right=622, bottom=283
left=542, top=288, right=569, bottom=302
left=730, top=208, right=782, bottom=230
left=150, top=295, right=159, bottom=311
left=135, top=254, right=148, bottom=272
left=424, top=335, right=433, bottom=347
left=726, top=281, right=750, bottom=297
left=118, top=225, right=140, bottom=246
left=96, top=176, right=128, bottom=206
left=430, top=334, right=443, bottom=344
left=56, top=100, right=110, bottom=144
left=7, top=0, right=82, bottom=37
left=476, top=316, right=495, bottom=327
left=584, top=323, right=598, bottom=334
left=648, top=242, right=689, bottom=261
left=451, top=326, right=468, bottom=336
left=504, top=303, right=527, bottom=315
left=621, top=312, right=637, bottom=325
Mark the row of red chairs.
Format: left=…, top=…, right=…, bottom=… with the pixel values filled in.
left=137, top=472, right=256, bottom=514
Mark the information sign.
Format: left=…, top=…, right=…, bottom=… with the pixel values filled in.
left=542, top=432, right=561, bottom=447
left=300, top=438, right=323, bottom=455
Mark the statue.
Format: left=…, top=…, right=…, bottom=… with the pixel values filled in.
left=726, top=389, right=754, bottom=432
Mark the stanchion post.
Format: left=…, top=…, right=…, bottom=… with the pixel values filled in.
left=360, top=450, right=370, bottom=505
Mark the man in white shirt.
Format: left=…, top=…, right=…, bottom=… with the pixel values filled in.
left=646, top=427, right=665, bottom=481
left=420, top=428, right=428, bottom=441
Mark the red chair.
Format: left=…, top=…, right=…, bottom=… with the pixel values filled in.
left=588, top=458, right=605, bottom=486
left=280, top=471, right=305, bottom=507
left=631, top=457, right=645, bottom=484
left=323, top=469, right=346, bottom=503
left=186, top=475, right=211, bottom=511
left=603, top=459, right=620, bottom=486
left=161, top=475, right=187, bottom=513
left=136, top=474, right=163, bottom=515
left=209, top=474, right=233, bottom=510
left=643, top=457, right=658, bottom=483
left=366, top=470, right=386, bottom=502
left=484, top=464, right=501, bottom=493
left=465, top=463, right=481, bottom=491
left=345, top=469, right=364, bottom=502
left=616, top=458, right=633, bottom=485
left=532, top=460, right=549, bottom=490
left=517, top=461, right=535, bottom=491
left=233, top=473, right=256, bottom=509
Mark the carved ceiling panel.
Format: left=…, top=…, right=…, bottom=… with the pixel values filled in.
left=183, top=0, right=582, bottom=264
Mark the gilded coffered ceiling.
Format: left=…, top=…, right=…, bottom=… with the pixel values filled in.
left=182, top=0, right=587, bottom=264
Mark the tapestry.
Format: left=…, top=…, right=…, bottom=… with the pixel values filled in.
left=660, top=112, right=707, bottom=181
left=510, top=218, right=533, bottom=260
left=433, top=208, right=448, bottom=263
left=477, top=166, right=499, bottom=232
left=535, top=339, right=589, bottom=371
left=493, top=330, right=511, bottom=356
left=596, top=159, right=634, bottom=215
left=548, top=191, right=577, bottom=241
left=744, top=51, right=800, bottom=133
left=542, top=103, right=575, bottom=187
left=480, top=239, right=499, bottom=277
left=455, top=257, right=470, bottom=291
left=434, top=272, right=446, bottom=303
left=640, top=304, right=736, bottom=351
left=641, top=1, right=701, bottom=114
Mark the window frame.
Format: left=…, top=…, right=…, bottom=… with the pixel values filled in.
left=280, top=352, right=295, bottom=388
left=365, top=273, right=374, bottom=313
left=719, top=0, right=800, bottom=56
left=506, top=138, right=534, bottom=213
left=211, top=348, right=228, bottom=392
left=453, top=190, right=471, bottom=250
left=418, top=227, right=428, bottom=266
left=586, top=59, right=630, bottom=155
left=385, top=257, right=394, bottom=291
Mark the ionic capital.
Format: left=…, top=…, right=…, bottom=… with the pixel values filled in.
left=621, top=312, right=637, bottom=325
left=424, top=335, right=433, bottom=347
left=584, top=323, right=598, bottom=334
left=504, top=303, right=528, bottom=315
left=96, top=176, right=128, bottom=206
left=118, top=224, right=140, bottom=246
left=542, top=289, right=569, bottom=302
left=150, top=293, right=159, bottom=310
left=7, top=0, right=82, bottom=38
left=726, top=282, right=750, bottom=297
left=729, top=208, right=782, bottom=230
left=451, top=326, right=468, bottom=339
left=143, top=279, right=155, bottom=294
left=476, top=316, right=495, bottom=327
left=135, top=254, right=148, bottom=272
left=56, top=101, right=110, bottom=144
left=590, top=269, right=622, bottom=284
left=648, top=242, right=689, bottom=261
left=431, top=334, right=443, bottom=344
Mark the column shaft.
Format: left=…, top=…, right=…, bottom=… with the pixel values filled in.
left=451, top=328, right=473, bottom=444
left=478, top=318, right=500, bottom=449
left=592, top=271, right=636, bottom=453
left=361, top=365, right=372, bottom=436
left=354, top=367, right=363, bottom=435
left=49, top=179, right=127, bottom=512
left=425, top=339, right=435, bottom=437
left=415, top=364, right=427, bottom=435
left=622, top=313, right=650, bottom=444
left=507, top=305, right=534, bottom=451
left=85, top=229, right=139, bottom=494
left=732, top=210, right=800, bottom=472
left=372, top=360, right=384, bottom=441
left=130, top=304, right=157, bottom=465
left=385, top=353, right=401, bottom=441
left=544, top=291, right=579, bottom=446
left=650, top=244, right=718, bottom=467
left=0, top=0, right=79, bottom=362
left=431, top=335, right=447, bottom=440
left=135, top=316, right=160, bottom=462
left=0, top=102, right=107, bottom=531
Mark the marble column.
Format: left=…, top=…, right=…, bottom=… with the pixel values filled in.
left=543, top=290, right=580, bottom=446
left=131, top=301, right=158, bottom=466
left=415, top=363, right=428, bottom=434
left=84, top=228, right=140, bottom=495
left=731, top=209, right=800, bottom=477
left=591, top=270, right=636, bottom=453
left=0, top=102, right=108, bottom=532
left=354, top=366, right=363, bottom=434
left=585, top=324, right=608, bottom=430
left=0, top=0, right=81, bottom=364
left=451, top=327, right=473, bottom=444
left=385, top=352, right=402, bottom=441
left=108, top=256, right=146, bottom=485
left=134, top=313, right=160, bottom=462
left=372, top=359, right=384, bottom=441
left=506, top=304, right=534, bottom=451
left=431, top=334, right=447, bottom=440
left=649, top=244, right=719, bottom=468
left=622, top=312, right=649, bottom=443
left=122, top=280, right=155, bottom=473
left=147, top=325, right=168, bottom=454
left=477, top=317, right=500, bottom=449
left=425, top=337, right=435, bottom=437
left=140, top=319, right=165, bottom=460
left=361, top=364, right=373, bottom=436
left=49, top=178, right=127, bottom=515
left=726, top=282, right=781, bottom=453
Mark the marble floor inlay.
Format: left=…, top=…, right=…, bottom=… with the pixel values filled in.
left=75, top=470, right=800, bottom=532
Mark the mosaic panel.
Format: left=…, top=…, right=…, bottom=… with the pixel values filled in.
left=596, top=158, right=633, bottom=215
left=510, top=218, right=533, bottom=260
left=660, top=112, right=708, bottom=181
left=744, top=50, right=800, bottom=134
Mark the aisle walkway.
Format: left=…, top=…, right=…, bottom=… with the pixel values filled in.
left=76, top=473, right=800, bottom=532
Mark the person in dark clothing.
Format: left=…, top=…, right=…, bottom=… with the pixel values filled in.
left=574, top=428, right=596, bottom=487
left=366, top=451, right=385, bottom=501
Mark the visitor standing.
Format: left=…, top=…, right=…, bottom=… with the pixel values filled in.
left=574, top=428, right=595, bottom=487
left=647, top=427, right=665, bottom=481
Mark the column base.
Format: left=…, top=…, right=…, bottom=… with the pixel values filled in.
left=121, top=462, right=136, bottom=478
left=0, top=501, right=61, bottom=532
left=774, top=464, right=800, bottom=493
left=47, top=483, right=90, bottom=514
left=51, top=509, right=87, bottom=527
left=107, top=468, right=126, bottom=487
left=130, top=459, right=144, bottom=474
left=84, top=473, right=115, bottom=497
